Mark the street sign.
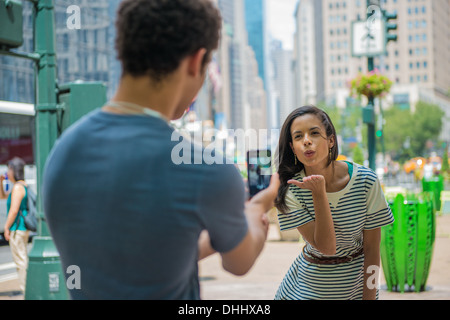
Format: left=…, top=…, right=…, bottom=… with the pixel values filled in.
left=352, top=19, right=386, bottom=57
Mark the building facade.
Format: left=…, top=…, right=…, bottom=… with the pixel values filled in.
left=0, top=0, right=120, bottom=103
left=292, top=0, right=450, bottom=141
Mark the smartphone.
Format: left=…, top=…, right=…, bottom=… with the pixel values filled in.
left=247, top=149, right=272, bottom=198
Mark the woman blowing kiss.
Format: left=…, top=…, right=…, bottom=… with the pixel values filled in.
left=274, top=106, right=394, bottom=300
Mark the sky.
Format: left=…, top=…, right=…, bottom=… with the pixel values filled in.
left=267, top=0, right=298, bottom=50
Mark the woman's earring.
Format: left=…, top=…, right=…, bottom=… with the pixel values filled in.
left=294, top=154, right=298, bottom=165
left=329, top=148, right=332, bottom=161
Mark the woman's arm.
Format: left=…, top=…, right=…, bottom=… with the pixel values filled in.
left=289, top=175, right=336, bottom=255
left=362, top=228, right=381, bottom=300
left=0, top=175, right=8, bottom=200
left=3, top=184, right=26, bottom=241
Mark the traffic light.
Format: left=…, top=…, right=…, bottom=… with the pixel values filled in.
left=376, top=130, right=383, bottom=138
left=0, top=0, right=23, bottom=48
left=383, top=10, right=398, bottom=43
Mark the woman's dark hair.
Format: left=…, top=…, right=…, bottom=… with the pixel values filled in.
left=7, top=157, right=25, bottom=181
left=275, top=106, right=339, bottom=213
left=115, top=0, right=222, bottom=82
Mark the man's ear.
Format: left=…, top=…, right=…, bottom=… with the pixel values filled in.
left=187, top=48, right=207, bottom=77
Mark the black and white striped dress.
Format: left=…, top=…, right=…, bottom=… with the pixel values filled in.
left=275, top=162, right=394, bottom=300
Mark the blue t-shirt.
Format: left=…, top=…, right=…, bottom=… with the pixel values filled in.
left=43, top=109, right=248, bottom=300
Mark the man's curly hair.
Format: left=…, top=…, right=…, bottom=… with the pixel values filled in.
left=115, top=0, right=222, bottom=82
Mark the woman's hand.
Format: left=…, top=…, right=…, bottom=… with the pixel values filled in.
left=288, top=175, right=326, bottom=195
left=3, top=226, right=10, bottom=241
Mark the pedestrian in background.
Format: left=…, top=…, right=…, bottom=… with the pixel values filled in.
left=43, top=0, right=279, bottom=300
left=274, top=106, right=394, bottom=300
left=0, top=157, right=29, bottom=293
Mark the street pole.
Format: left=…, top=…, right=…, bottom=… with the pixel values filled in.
left=366, top=57, right=376, bottom=171
left=365, top=0, right=380, bottom=171
left=25, top=0, right=68, bottom=299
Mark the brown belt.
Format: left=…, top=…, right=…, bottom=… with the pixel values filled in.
left=302, top=246, right=364, bottom=265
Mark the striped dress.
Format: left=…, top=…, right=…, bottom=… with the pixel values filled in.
left=275, top=162, right=394, bottom=300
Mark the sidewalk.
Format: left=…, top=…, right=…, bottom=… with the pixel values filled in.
left=2, top=215, right=449, bottom=300
left=199, top=214, right=450, bottom=300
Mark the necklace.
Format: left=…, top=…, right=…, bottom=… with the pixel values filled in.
left=104, top=101, right=170, bottom=123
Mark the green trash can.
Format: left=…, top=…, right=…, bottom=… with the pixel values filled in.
left=380, top=192, right=436, bottom=293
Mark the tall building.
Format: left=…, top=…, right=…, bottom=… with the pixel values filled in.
left=244, top=0, right=268, bottom=89
left=293, top=0, right=324, bottom=106
left=218, top=0, right=267, bottom=133
left=0, top=0, right=121, bottom=103
left=0, top=1, right=35, bottom=103
left=271, top=40, right=294, bottom=129
left=293, top=0, right=450, bottom=140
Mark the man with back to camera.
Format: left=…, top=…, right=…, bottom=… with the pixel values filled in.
left=42, top=0, right=280, bottom=299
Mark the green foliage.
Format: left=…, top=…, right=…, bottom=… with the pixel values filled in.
left=442, top=149, right=449, bottom=172
left=383, top=101, right=445, bottom=162
left=352, top=145, right=364, bottom=165
left=350, top=70, right=393, bottom=99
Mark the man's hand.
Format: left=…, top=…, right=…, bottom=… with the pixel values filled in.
left=221, top=173, right=280, bottom=276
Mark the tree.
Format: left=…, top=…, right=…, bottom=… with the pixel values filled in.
left=383, top=101, right=444, bottom=162
left=352, top=145, right=364, bottom=165
left=442, top=148, right=449, bottom=172
left=409, top=101, right=444, bottom=156
left=383, top=107, right=413, bottom=161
